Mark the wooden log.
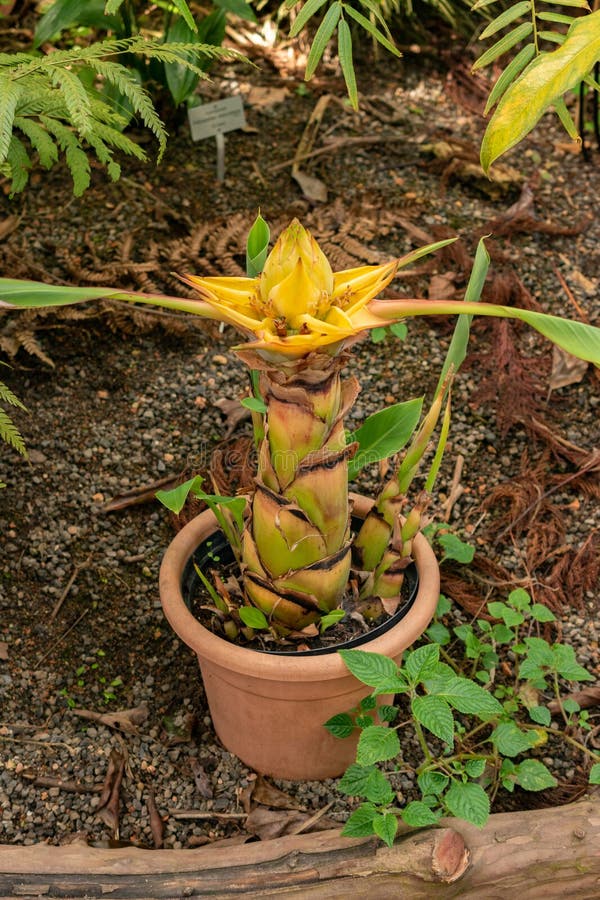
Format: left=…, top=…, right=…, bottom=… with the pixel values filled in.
left=0, top=800, right=598, bottom=898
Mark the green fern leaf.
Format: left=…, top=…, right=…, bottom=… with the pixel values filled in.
left=91, top=120, right=147, bottom=160
left=49, top=68, right=92, bottom=135
left=0, top=75, right=20, bottom=164
left=91, top=59, right=166, bottom=158
left=0, top=380, right=27, bottom=411
left=40, top=116, right=91, bottom=195
left=484, top=43, right=536, bottom=113
left=13, top=116, right=58, bottom=168
left=6, top=133, right=31, bottom=193
left=480, top=2, right=532, bottom=41
left=473, top=21, right=533, bottom=70
left=0, top=406, right=27, bottom=457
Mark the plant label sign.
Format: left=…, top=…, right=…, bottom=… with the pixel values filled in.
left=188, top=96, right=246, bottom=181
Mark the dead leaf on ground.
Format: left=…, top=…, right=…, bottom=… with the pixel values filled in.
left=549, top=346, right=589, bottom=390
left=0, top=216, right=19, bottom=241
left=569, top=269, right=597, bottom=296
left=0, top=641, right=8, bottom=661
left=428, top=272, right=456, bottom=300
left=96, top=749, right=126, bottom=837
left=72, top=704, right=149, bottom=734
left=291, top=169, right=328, bottom=203
left=213, top=397, right=251, bottom=437
left=250, top=775, right=304, bottom=810
left=244, top=806, right=338, bottom=841
left=190, top=758, right=214, bottom=800
left=246, top=86, right=289, bottom=108
left=147, top=788, right=164, bottom=849
left=162, top=711, right=196, bottom=745
left=548, top=685, right=600, bottom=714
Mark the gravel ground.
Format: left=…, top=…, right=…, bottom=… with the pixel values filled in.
left=0, top=54, right=599, bottom=849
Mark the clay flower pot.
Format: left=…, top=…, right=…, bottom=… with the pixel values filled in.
left=159, top=495, right=440, bottom=781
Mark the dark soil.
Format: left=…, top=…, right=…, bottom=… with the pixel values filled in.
left=1, top=44, right=599, bottom=850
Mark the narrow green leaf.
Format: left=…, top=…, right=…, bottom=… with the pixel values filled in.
left=34, top=0, right=120, bottom=49
left=536, top=11, right=576, bottom=25
left=171, top=0, right=199, bottom=31
left=444, top=781, right=490, bottom=827
left=246, top=211, right=270, bottom=277
left=538, top=30, right=567, bottom=45
left=480, top=2, right=532, bottom=41
left=481, top=10, right=600, bottom=170
left=473, top=21, right=534, bottom=71
left=213, top=0, right=257, bottom=22
left=324, top=712, right=355, bottom=738
left=589, top=763, right=600, bottom=785
left=319, top=608, right=345, bottom=633
left=411, top=695, right=454, bottom=745
left=348, top=398, right=423, bottom=480
left=401, top=801, right=440, bottom=827
left=289, top=0, right=331, bottom=38
left=339, top=649, right=399, bottom=686
left=342, top=5, right=401, bottom=57
left=484, top=43, right=536, bottom=113
left=337, top=19, right=358, bottom=110
left=549, top=0, right=591, bottom=6
left=238, top=606, right=269, bottom=630
left=372, top=812, right=398, bottom=847
left=338, top=764, right=395, bottom=804
left=513, top=759, right=557, bottom=791
left=305, top=3, right=342, bottom=80
left=553, top=95, right=580, bottom=139
left=356, top=726, right=400, bottom=765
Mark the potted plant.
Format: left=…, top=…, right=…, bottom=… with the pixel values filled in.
left=1, top=217, right=598, bottom=780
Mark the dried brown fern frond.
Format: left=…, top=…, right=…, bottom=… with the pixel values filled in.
left=537, top=531, right=600, bottom=611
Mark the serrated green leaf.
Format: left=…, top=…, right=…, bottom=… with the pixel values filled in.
left=337, top=19, right=358, bottom=110
left=0, top=76, right=20, bottom=164
left=372, top=812, right=398, bottom=847
left=426, top=622, right=451, bottom=645
left=507, top=587, right=531, bottom=610
left=490, top=721, right=537, bottom=756
left=529, top=603, right=556, bottom=623
left=339, top=649, right=399, bottom=687
left=480, top=2, right=532, bottom=41
left=404, top=644, right=440, bottom=684
left=492, top=623, right=514, bottom=644
left=523, top=637, right=554, bottom=667
left=305, top=3, right=342, bottom=80
left=589, top=763, right=600, bottom=785
left=378, top=704, right=399, bottom=723
left=238, top=606, right=269, bottom=630
left=341, top=802, right=378, bottom=837
left=437, top=533, right=475, bottom=564
left=481, top=11, right=600, bottom=171
left=324, top=712, right=355, bottom=738
left=444, top=781, right=490, bottom=827
left=474, top=21, right=534, bottom=70
left=289, top=0, right=330, bottom=38
left=338, top=764, right=395, bottom=804
left=514, top=759, right=557, bottom=791
left=562, top=698, right=580, bottom=714
left=359, top=694, right=377, bottom=711
left=417, top=771, right=449, bottom=796
left=464, top=758, right=487, bottom=778
left=356, top=725, right=400, bottom=765
left=348, top=398, right=422, bottom=480
left=401, top=800, right=440, bottom=827
left=436, top=594, right=452, bottom=617
left=440, top=677, right=503, bottom=718
left=528, top=705, right=551, bottom=726
left=412, top=695, right=454, bottom=745
left=552, top=644, right=593, bottom=681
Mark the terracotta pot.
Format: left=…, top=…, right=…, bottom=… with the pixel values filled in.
left=159, top=494, right=440, bottom=781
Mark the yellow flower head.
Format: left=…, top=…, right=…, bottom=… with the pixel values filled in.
left=179, top=219, right=398, bottom=360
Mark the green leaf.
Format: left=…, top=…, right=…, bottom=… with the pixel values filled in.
left=324, top=712, right=355, bottom=738
left=523, top=637, right=555, bottom=667
left=212, top=0, right=257, bottom=22
left=484, top=43, right=537, bottom=114
left=378, top=704, right=399, bottom=723
left=0, top=76, right=20, bottom=165
left=338, top=764, right=395, bottom=804
left=411, top=695, right=454, bottom=745
left=404, top=644, right=440, bottom=684
left=490, top=721, right=537, bottom=757
left=417, top=771, right=449, bottom=796
left=507, top=587, right=531, bottom=611
left=337, top=19, right=358, bottom=110
left=241, top=396, right=267, bottom=413
left=14, top=117, right=58, bottom=169
left=34, top=0, right=121, bottom=49
left=437, top=533, right=475, bottom=564
left=536, top=11, right=576, bottom=25
left=464, top=758, right=487, bottom=778
left=480, top=2, right=532, bottom=41
left=481, top=11, right=600, bottom=171
left=562, top=698, right=580, bottom=714
left=589, top=764, right=600, bottom=785
left=473, top=21, right=534, bottom=70
left=305, top=3, right=342, bottom=81
left=289, top=0, right=330, bottom=38
left=319, top=608, right=345, bottom=633
left=552, top=644, right=593, bottom=682
left=170, top=0, right=199, bottom=30
left=439, top=677, right=504, bottom=718
left=359, top=694, right=377, bottom=711
left=444, top=781, right=490, bottom=827
left=513, top=759, right=557, bottom=791
left=436, top=594, right=452, bottom=617
left=426, top=622, right=451, bottom=645
left=401, top=800, right=440, bottom=827
left=246, top=211, right=270, bottom=276
left=492, top=623, right=514, bottom=644
left=341, top=802, right=378, bottom=837
left=343, top=5, right=401, bottom=57
left=156, top=475, right=204, bottom=514
left=348, top=398, right=423, bottom=480
left=238, top=606, right=269, bottom=630
left=529, top=603, right=556, bottom=623
left=339, top=649, right=399, bottom=687
left=372, top=812, right=398, bottom=847
left=528, top=705, right=551, bottom=726
left=356, top=725, right=400, bottom=765
left=390, top=322, right=407, bottom=339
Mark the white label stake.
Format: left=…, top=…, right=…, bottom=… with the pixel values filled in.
left=187, top=96, right=246, bottom=182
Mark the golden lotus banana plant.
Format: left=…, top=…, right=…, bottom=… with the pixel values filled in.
left=1, top=218, right=600, bottom=636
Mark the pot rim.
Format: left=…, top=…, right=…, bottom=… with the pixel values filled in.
left=159, top=492, right=440, bottom=682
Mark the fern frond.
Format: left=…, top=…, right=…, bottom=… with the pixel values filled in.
left=40, top=116, right=91, bottom=196
left=0, top=405, right=27, bottom=457
left=13, top=116, right=58, bottom=169
left=6, top=133, right=31, bottom=193
left=91, top=120, right=147, bottom=160
left=13, top=328, right=55, bottom=367
left=0, top=379, right=27, bottom=411
left=49, top=68, right=93, bottom=136
left=0, top=75, right=20, bottom=163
